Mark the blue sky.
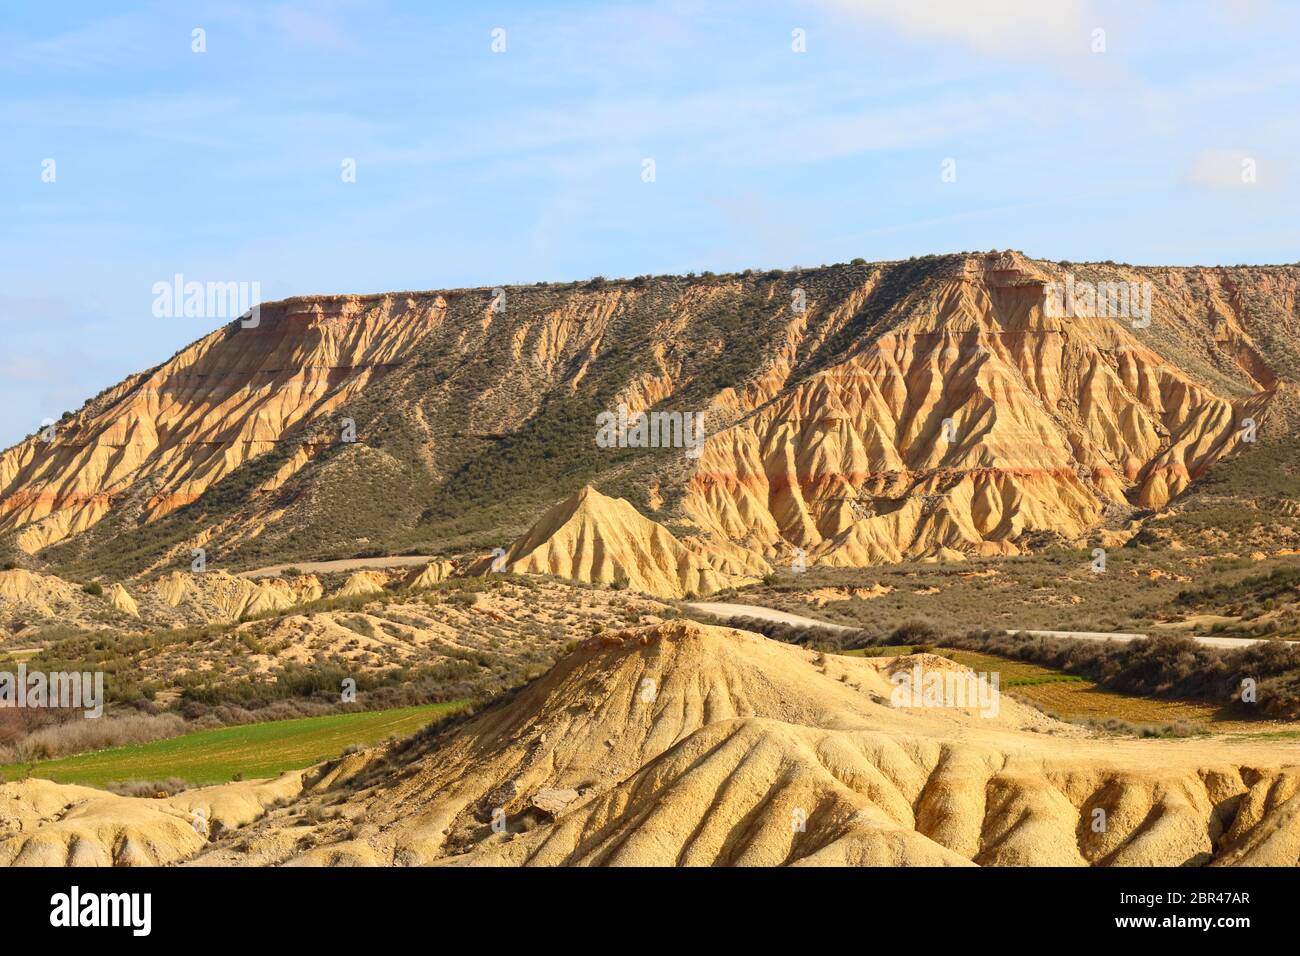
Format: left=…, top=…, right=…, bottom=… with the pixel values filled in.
left=2, top=0, right=1298, bottom=449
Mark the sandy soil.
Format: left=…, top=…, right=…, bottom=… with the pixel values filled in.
left=240, top=555, right=438, bottom=579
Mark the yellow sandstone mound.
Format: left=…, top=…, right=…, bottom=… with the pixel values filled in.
left=151, top=570, right=193, bottom=607
left=808, top=584, right=893, bottom=605
left=0, top=567, right=259, bottom=632
left=107, top=583, right=139, bottom=617
left=484, top=486, right=753, bottom=599
left=336, top=570, right=389, bottom=598
left=0, top=564, right=339, bottom=634
left=135, top=570, right=324, bottom=623
left=0, top=773, right=302, bottom=867
left=0, top=568, right=85, bottom=620
left=243, top=579, right=301, bottom=617
left=404, top=560, right=456, bottom=589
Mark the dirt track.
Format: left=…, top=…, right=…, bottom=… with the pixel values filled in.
left=240, top=555, right=437, bottom=579
left=686, top=601, right=1265, bottom=649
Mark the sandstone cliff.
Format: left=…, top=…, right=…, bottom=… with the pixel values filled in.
left=684, top=255, right=1272, bottom=566
left=2, top=252, right=1295, bottom=593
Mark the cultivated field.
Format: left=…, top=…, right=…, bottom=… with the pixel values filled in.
left=844, top=645, right=1287, bottom=735
left=0, top=701, right=467, bottom=788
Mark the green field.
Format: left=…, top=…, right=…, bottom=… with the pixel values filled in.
left=843, top=645, right=1079, bottom=684
left=0, top=701, right=469, bottom=789
left=839, top=646, right=1293, bottom=733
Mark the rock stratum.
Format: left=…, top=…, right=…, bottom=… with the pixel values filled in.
left=686, top=257, right=1275, bottom=566
left=5, top=620, right=1299, bottom=867
left=1, top=252, right=1297, bottom=595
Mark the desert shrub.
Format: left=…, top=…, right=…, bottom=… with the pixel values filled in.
left=82, top=581, right=103, bottom=597
left=0, top=712, right=187, bottom=763
left=885, top=620, right=941, bottom=646
left=697, top=602, right=1300, bottom=716
left=177, top=653, right=501, bottom=716
left=1175, top=565, right=1300, bottom=617
left=106, top=777, right=190, bottom=798
left=1075, top=717, right=1204, bottom=739
left=692, top=613, right=874, bottom=651
left=942, top=630, right=1300, bottom=717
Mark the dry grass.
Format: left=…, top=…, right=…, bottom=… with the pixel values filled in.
left=0, top=712, right=187, bottom=764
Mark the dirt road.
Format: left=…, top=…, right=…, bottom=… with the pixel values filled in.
left=686, top=601, right=1264, bottom=649
left=240, top=555, right=437, bottom=579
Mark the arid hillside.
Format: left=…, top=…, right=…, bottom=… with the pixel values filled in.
left=3, top=252, right=1298, bottom=595
left=5, top=619, right=1300, bottom=867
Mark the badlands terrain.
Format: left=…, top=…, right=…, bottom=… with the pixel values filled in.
left=2, top=251, right=1300, bottom=866
left=5, top=250, right=1297, bottom=582
left=4, top=620, right=1300, bottom=867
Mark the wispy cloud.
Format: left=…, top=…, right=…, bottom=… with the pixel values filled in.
left=811, top=0, right=1095, bottom=60
left=0, top=12, right=159, bottom=71
left=0, top=0, right=1297, bottom=450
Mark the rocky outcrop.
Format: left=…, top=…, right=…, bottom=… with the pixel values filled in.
left=107, top=583, right=139, bottom=617
left=0, top=773, right=302, bottom=867
left=335, top=570, right=388, bottom=598
left=137, top=570, right=322, bottom=622
left=0, top=568, right=86, bottom=620
left=0, top=568, right=328, bottom=634
left=403, top=560, right=456, bottom=589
